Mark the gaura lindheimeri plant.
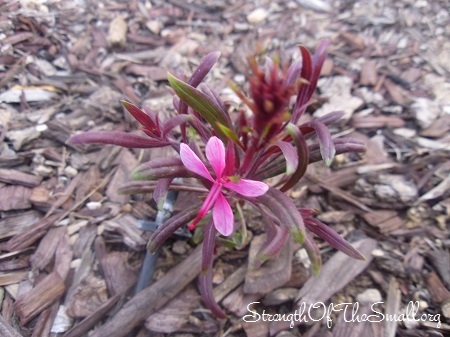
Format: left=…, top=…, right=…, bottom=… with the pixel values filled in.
left=70, top=39, right=366, bottom=318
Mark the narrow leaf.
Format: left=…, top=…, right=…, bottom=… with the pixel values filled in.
left=153, top=178, right=172, bottom=210
left=309, top=120, right=335, bottom=167
left=199, top=266, right=228, bottom=318
left=292, top=45, right=313, bottom=122
left=292, top=40, right=329, bottom=123
left=316, top=111, right=345, bottom=125
left=308, top=137, right=365, bottom=152
left=299, top=111, right=345, bottom=135
left=280, top=124, right=309, bottom=192
left=215, top=237, right=237, bottom=249
left=167, top=73, right=230, bottom=140
left=264, top=56, right=275, bottom=80
left=298, top=208, right=318, bottom=218
left=285, top=58, right=302, bottom=87
left=121, top=101, right=161, bottom=136
left=216, top=122, right=244, bottom=149
left=69, top=131, right=170, bottom=148
left=274, top=140, right=298, bottom=176
left=162, top=114, right=192, bottom=135
left=148, top=205, right=200, bottom=253
left=303, top=234, right=322, bottom=276
left=304, top=218, right=365, bottom=260
left=118, top=181, right=207, bottom=195
left=199, top=83, right=229, bottom=123
left=310, top=38, right=330, bottom=93
left=202, top=219, right=216, bottom=273
left=309, top=138, right=366, bottom=163
left=252, top=187, right=306, bottom=244
left=253, top=225, right=289, bottom=268
left=131, top=158, right=192, bottom=180
left=189, top=51, right=220, bottom=87
left=253, top=157, right=286, bottom=180
left=118, top=181, right=159, bottom=194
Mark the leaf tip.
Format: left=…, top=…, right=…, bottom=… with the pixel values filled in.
left=130, top=167, right=143, bottom=180
left=292, top=229, right=306, bottom=244
left=167, top=72, right=176, bottom=83
left=156, top=198, right=165, bottom=211
left=119, top=99, right=130, bottom=107
left=147, top=241, right=157, bottom=254
left=312, top=264, right=321, bottom=276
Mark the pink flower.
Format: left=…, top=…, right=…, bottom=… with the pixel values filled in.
left=180, top=136, right=269, bottom=236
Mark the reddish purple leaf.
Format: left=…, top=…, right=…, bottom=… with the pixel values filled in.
left=167, top=73, right=230, bottom=141
left=201, top=219, right=216, bottom=273
left=274, top=140, right=298, bottom=176
left=285, top=58, right=302, bottom=87
left=148, top=205, right=200, bottom=253
left=280, top=125, right=309, bottom=192
left=298, top=208, right=318, bottom=218
left=121, top=101, right=161, bottom=137
left=310, top=39, right=330, bottom=95
left=189, top=51, right=220, bottom=87
left=299, top=111, right=345, bottom=135
left=293, top=40, right=330, bottom=122
left=292, top=45, right=313, bottom=122
left=162, top=114, right=193, bottom=136
left=199, top=83, right=230, bottom=124
left=308, top=138, right=365, bottom=163
left=176, top=51, right=221, bottom=137
left=173, top=96, right=180, bottom=111
left=316, top=111, right=345, bottom=125
left=304, top=218, right=365, bottom=260
left=131, top=158, right=192, bottom=180
left=69, top=131, right=170, bottom=148
left=199, top=265, right=227, bottom=318
left=153, top=178, right=172, bottom=210
left=303, top=234, right=322, bottom=275
left=118, top=181, right=207, bottom=195
left=309, top=120, right=335, bottom=167
left=253, top=187, right=306, bottom=244
left=253, top=224, right=289, bottom=268
left=264, top=56, right=275, bottom=80
left=198, top=217, right=227, bottom=318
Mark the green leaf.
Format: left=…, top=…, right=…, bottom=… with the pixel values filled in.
left=216, top=237, right=238, bottom=249
left=216, top=122, right=244, bottom=149
left=167, top=73, right=230, bottom=140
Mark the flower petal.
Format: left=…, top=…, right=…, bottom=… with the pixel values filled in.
left=180, top=143, right=214, bottom=181
left=206, top=136, right=226, bottom=178
left=224, top=179, right=269, bottom=197
left=189, top=183, right=221, bottom=230
left=213, top=193, right=234, bottom=236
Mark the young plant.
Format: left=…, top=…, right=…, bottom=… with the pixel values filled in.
left=70, top=39, right=366, bottom=318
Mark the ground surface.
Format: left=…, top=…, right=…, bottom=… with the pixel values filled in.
left=0, top=0, right=449, bottom=336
